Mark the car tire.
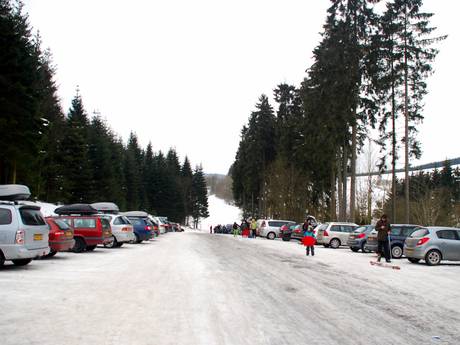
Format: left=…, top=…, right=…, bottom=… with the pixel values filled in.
left=391, top=245, right=403, bottom=259
left=0, top=253, right=5, bottom=267
left=104, top=236, right=117, bottom=249
left=12, top=259, right=32, bottom=266
left=323, top=244, right=330, bottom=248
left=46, top=250, right=57, bottom=258
left=350, top=247, right=359, bottom=252
left=408, top=257, right=420, bottom=264
left=425, top=250, right=442, bottom=266
left=361, top=242, right=368, bottom=253
left=267, top=232, right=276, bottom=240
left=86, top=245, right=97, bottom=252
left=72, top=237, right=86, bottom=253
left=135, top=234, right=142, bottom=243
left=116, top=242, right=124, bottom=248
left=330, top=238, right=341, bottom=249
left=282, top=236, right=291, bottom=242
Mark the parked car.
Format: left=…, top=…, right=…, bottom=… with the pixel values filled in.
left=148, top=216, right=160, bottom=237
left=316, top=222, right=359, bottom=248
left=152, top=216, right=167, bottom=234
left=257, top=219, right=296, bottom=240
left=122, top=211, right=154, bottom=243
left=0, top=184, right=50, bottom=267
left=54, top=204, right=113, bottom=253
left=99, top=214, right=135, bottom=248
left=364, top=224, right=419, bottom=259
left=158, top=216, right=171, bottom=232
left=404, top=227, right=460, bottom=265
left=45, top=217, right=75, bottom=256
left=347, top=225, right=374, bottom=252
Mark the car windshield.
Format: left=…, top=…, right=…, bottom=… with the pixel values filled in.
left=19, top=208, right=45, bottom=226
left=54, top=219, right=71, bottom=230
left=409, top=228, right=429, bottom=238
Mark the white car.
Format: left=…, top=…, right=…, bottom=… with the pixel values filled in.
left=0, top=185, right=50, bottom=266
left=152, top=216, right=167, bottom=234
left=257, top=219, right=296, bottom=240
left=99, top=214, right=135, bottom=248
left=316, top=222, right=359, bottom=248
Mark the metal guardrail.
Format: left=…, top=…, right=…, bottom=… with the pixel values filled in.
left=355, top=157, right=460, bottom=177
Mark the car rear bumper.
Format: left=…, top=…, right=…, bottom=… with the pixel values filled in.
left=136, top=231, right=152, bottom=241
left=404, top=246, right=425, bottom=259
left=2, top=245, right=50, bottom=260
left=50, top=239, right=75, bottom=252
left=113, top=232, right=135, bottom=243
left=347, top=239, right=365, bottom=247
left=85, top=236, right=105, bottom=246
left=364, top=242, right=377, bottom=252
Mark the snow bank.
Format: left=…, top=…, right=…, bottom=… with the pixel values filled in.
left=200, top=194, right=242, bottom=231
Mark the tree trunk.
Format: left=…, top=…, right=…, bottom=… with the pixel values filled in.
left=338, top=156, right=343, bottom=221
left=331, top=165, right=337, bottom=221
left=404, top=4, right=410, bottom=224
left=342, top=144, right=348, bottom=222
left=350, top=122, right=357, bottom=223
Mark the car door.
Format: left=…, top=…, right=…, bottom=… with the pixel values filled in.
left=341, top=225, right=355, bottom=243
left=390, top=226, right=402, bottom=244
left=436, top=230, right=460, bottom=261
left=329, top=225, right=342, bottom=241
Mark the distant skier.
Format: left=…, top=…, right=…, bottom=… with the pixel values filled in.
left=302, top=220, right=316, bottom=256
left=375, top=214, right=391, bottom=263
left=210, top=225, right=212, bottom=234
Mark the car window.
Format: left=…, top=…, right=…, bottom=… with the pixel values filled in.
left=128, top=218, right=142, bottom=226
left=330, top=225, right=341, bottom=232
left=114, top=217, right=123, bottom=225
left=409, top=228, right=429, bottom=238
left=437, top=230, right=457, bottom=240
left=0, top=208, right=12, bottom=225
left=61, top=218, right=72, bottom=226
left=401, top=227, right=416, bottom=237
left=268, top=221, right=280, bottom=227
left=74, top=218, right=96, bottom=228
left=19, top=208, right=45, bottom=226
left=390, top=227, right=401, bottom=236
left=317, top=223, right=328, bottom=231
left=344, top=226, right=356, bottom=233
left=101, top=218, right=110, bottom=230
left=355, top=226, right=367, bottom=233
left=54, top=219, right=71, bottom=230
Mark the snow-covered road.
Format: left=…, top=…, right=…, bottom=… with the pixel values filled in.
left=1, top=231, right=459, bottom=345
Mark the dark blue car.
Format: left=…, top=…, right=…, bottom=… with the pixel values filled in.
left=126, top=217, right=154, bottom=243
left=347, top=225, right=374, bottom=252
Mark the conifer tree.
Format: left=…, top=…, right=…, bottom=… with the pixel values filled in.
left=191, top=165, right=209, bottom=228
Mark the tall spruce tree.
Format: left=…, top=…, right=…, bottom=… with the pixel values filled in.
left=191, top=165, right=209, bottom=228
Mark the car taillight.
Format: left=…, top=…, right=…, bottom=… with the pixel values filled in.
left=15, top=230, right=25, bottom=244
left=145, top=226, right=152, bottom=231
left=54, top=231, right=65, bottom=237
left=154, top=226, right=158, bottom=231
left=323, top=230, right=329, bottom=237
left=357, top=233, right=366, bottom=239
left=121, top=227, right=129, bottom=232
left=417, top=237, right=430, bottom=246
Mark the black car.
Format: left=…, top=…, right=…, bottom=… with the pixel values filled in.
left=347, top=225, right=374, bottom=252
left=364, top=224, right=420, bottom=259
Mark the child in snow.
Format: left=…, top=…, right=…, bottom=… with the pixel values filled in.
left=302, top=222, right=316, bottom=256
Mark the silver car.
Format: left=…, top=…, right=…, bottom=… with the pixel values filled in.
left=0, top=185, right=50, bottom=267
left=100, top=214, right=135, bottom=248
left=404, top=227, right=460, bottom=265
left=257, top=219, right=296, bottom=240
left=316, top=222, right=359, bottom=249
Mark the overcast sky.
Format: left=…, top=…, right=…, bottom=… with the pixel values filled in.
left=22, top=0, right=460, bottom=175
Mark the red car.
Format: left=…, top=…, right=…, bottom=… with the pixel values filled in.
left=51, top=215, right=112, bottom=253
left=45, top=218, right=75, bottom=257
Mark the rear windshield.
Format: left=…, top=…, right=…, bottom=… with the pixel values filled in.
left=20, top=208, right=45, bottom=226
left=355, top=226, right=368, bottom=233
left=409, top=228, right=429, bottom=238
left=101, top=218, right=111, bottom=230
left=128, top=218, right=143, bottom=226
left=0, top=208, right=12, bottom=225
left=54, top=219, right=71, bottom=230
left=317, top=223, right=328, bottom=231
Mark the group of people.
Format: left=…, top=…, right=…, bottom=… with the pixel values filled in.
left=209, top=214, right=393, bottom=262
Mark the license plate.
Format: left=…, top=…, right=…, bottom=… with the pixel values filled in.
left=104, top=231, right=110, bottom=236
left=33, top=233, right=43, bottom=241
left=65, top=231, right=73, bottom=237
left=350, top=236, right=355, bottom=239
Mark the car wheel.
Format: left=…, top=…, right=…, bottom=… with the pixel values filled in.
left=116, top=242, right=124, bottom=248
left=425, top=250, right=442, bottom=266
left=361, top=242, right=368, bottom=253
left=350, top=247, right=359, bottom=252
left=72, top=237, right=86, bottom=253
left=135, top=234, right=142, bottom=243
left=330, top=238, right=341, bottom=249
left=46, top=250, right=57, bottom=258
left=391, top=245, right=403, bottom=259
left=282, top=236, right=291, bottom=242
left=408, top=257, right=420, bottom=264
left=86, top=245, right=97, bottom=252
left=323, top=244, right=330, bottom=248
left=0, top=253, right=5, bottom=267
left=267, top=232, right=276, bottom=240
left=104, top=236, right=117, bottom=249
left=12, top=259, right=32, bottom=266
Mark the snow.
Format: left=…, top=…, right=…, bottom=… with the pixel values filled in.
left=200, top=194, right=242, bottom=230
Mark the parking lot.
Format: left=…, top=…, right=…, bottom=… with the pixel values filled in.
left=1, top=231, right=459, bottom=345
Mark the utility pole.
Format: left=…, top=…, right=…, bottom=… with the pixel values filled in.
left=404, top=4, right=410, bottom=224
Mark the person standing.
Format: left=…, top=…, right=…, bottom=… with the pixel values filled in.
left=302, top=220, right=316, bottom=256
left=375, top=214, right=391, bottom=263
left=250, top=218, right=257, bottom=239
left=210, top=225, right=212, bottom=234
left=232, top=222, right=239, bottom=237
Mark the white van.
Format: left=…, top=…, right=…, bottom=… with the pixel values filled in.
left=0, top=185, right=50, bottom=267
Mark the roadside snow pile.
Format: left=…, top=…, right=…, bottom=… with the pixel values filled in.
left=201, top=194, right=241, bottom=231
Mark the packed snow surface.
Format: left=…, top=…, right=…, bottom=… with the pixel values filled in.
left=1, top=230, right=459, bottom=345
left=202, top=194, right=242, bottom=230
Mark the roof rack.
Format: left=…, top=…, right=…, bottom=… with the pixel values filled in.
left=0, top=184, right=31, bottom=201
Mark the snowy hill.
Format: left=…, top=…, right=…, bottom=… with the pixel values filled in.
left=200, top=194, right=242, bottom=231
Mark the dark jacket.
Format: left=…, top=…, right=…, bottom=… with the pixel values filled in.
left=375, top=219, right=391, bottom=241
